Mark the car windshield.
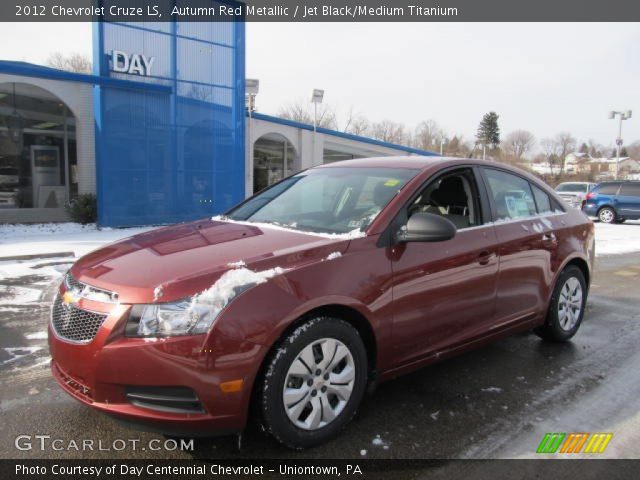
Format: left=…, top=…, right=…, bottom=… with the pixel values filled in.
left=226, top=167, right=419, bottom=234
left=556, top=183, right=587, bottom=193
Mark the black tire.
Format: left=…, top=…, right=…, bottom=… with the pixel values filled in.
left=258, top=317, right=368, bottom=449
left=535, top=265, right=587, bottom=342
left=598, top=206, right=616, bottom=224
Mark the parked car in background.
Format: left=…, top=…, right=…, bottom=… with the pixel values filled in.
left=583, top=181, right=640, bottom=223
left=49, top=157, right=594, bottom=448
left=555, top=182, right=596, bottom=209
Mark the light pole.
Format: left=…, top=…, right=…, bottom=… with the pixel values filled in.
left=608, top=110, right=632, bottom=180
left=311, top=89, right=324, bottom=164
left=311, top=89, right=324, bottom=131
left=246, top=79, right=259, bottom=196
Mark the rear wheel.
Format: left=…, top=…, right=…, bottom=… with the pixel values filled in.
left=535, top=265, right=587, bottom=342
left=598, top=207, right=616, bottom=223
left=258, top=317, right=368, bottom=449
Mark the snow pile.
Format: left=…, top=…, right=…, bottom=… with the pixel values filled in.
left=325, top=252, right=342, bottom=261
left=595, top=221, right=640, bottom=256
left=190, top=266, right=285, bottom=314
left=212, top=216, right=366, bottom=240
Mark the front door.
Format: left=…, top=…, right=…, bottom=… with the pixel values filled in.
left=617, top=183, right=640, bottom=219
left=390, top=168, right=500, bottom=368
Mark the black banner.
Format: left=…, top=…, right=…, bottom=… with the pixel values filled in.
left=2, top=0, right=640, bottom=22
left=2, top=459, right=640, bottom=480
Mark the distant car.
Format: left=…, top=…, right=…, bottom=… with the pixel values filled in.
left=555, top=182, right=596, bottom=209
left=582, top=181, right=640, bottom=223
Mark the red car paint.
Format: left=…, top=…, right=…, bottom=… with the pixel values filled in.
left=48, top=157, right=595, bottom=435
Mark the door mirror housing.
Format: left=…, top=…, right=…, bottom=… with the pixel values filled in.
left=395, top=212, right=457, bottom=243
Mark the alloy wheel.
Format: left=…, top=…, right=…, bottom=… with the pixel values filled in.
left=282, top=338, right=355, bottom=430
left=599, top=208, right=615, bottom=223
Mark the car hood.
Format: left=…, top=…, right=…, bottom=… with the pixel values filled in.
left=70, top=219, right=351, bottom=304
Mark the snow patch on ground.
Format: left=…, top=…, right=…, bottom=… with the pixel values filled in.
left=595, top=221, right=640, bottom=256
left=325, top=252, right=342, bottom=261
left=482, top=387, right=504, bottom=393
left=1, top=347, right=42, bottom=365
left=0, top=286, right=42, bottom=305
left=0, top=223, right=153, bottom=259
left=25, top=331, right=47, bottom=340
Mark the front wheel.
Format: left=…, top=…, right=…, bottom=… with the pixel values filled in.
left=598, top=207, right=616, bottom=223
left=258, top=317, right=368, bottom=449
left=535, top=265, right=587, bottom=342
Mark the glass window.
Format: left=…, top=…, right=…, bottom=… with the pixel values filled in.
left=531, top=184, right=552, bottom=213
left=620, top=183, right=640, bottom=197
left=228, top=167, right=418, bottom=234
left=595, top=183, right=621, bottom=195
left=483, top=168, right=537, bottom=220
left=408, top=169, right=481, bottom=230
left=556, top=183, right=588, bottom=193
left=0, top=82, right=76, bottom=210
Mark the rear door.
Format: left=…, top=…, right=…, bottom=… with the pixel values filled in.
left=480, top=167, right=555, bottom=326
left=617, top=183, right=640, bottom=219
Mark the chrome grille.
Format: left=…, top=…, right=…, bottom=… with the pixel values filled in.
left=64, top=274, right=118, bottom=303
left=51, top=295, right=108, bottom=343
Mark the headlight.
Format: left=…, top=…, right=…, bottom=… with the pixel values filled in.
left=126, top=301, right=215, bottom=337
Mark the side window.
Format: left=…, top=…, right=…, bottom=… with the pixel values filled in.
left=483, top=168, right=537, bottom=220
left=597, top=183, right=621, bottom=195
left=408, top=169, right=481, bottom=230
left=531, top=184, right=552, bottom=213
left=619, top=183, right=640, bottom=197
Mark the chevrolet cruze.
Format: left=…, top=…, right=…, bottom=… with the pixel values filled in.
left=49, top=157, right=594, bottom=448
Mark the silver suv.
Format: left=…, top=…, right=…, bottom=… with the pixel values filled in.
left=555, top=182, right=596, bottom=209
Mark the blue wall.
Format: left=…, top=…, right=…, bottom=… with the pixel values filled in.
left=93, top=20, right=245, bottom=227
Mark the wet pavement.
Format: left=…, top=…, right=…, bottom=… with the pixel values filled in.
left=1, top=254, right=639, bottom=460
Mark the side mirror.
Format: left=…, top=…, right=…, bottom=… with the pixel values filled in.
left=395, top=212, right=456, bottom=243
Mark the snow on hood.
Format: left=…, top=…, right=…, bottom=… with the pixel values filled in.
left=189, top=266, right=286, bottom=316
left=212, top=216, right=366, bottom=240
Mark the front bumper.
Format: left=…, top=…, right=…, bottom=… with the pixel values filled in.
left=48, top=287, right=266, bottom=435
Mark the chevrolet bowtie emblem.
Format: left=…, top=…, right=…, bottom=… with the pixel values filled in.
left=62, top=291, right=79, bottom=306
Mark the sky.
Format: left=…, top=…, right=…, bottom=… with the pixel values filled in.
left=1, top=22, right=638, bottom=151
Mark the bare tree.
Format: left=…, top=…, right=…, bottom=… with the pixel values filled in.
left=47, top=52, right=92, bottom=74
left=504, top=130, right=535, bottom=161
left=413, top=120, right=445, bottom=151
left=370, top=120, right=408, bottom=144
left=555, top=132, right=576, bottom=175
left=627, top=140, right=640, bottom=160
left=342, top=106, right=370, bottom=135
left=541, top=137, right=561, bottom=176
left=277, top=100, right=337, bottom=129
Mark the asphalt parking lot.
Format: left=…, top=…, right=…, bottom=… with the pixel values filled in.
left=1, top=253, right=639, bottom=461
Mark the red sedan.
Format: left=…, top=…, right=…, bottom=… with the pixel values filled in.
left=49, top=157, right=594, bottom=448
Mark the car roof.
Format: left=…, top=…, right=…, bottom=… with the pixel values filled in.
left=315, top=156, right=515, bottom=171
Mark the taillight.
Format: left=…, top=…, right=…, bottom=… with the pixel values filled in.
left=585, top=192, right=596, bottom=200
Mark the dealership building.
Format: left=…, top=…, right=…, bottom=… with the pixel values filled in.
left=0, top=22, right=434, bottom=227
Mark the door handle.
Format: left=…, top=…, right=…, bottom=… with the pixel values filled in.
left=477, top=251, right=494, bottom=265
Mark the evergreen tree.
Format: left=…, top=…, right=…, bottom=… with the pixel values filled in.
left=579, top=142, right=589, bottom=154
left=621, top=147, right=629, bottom=157
left=476, top=112, right=500, bottom=149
